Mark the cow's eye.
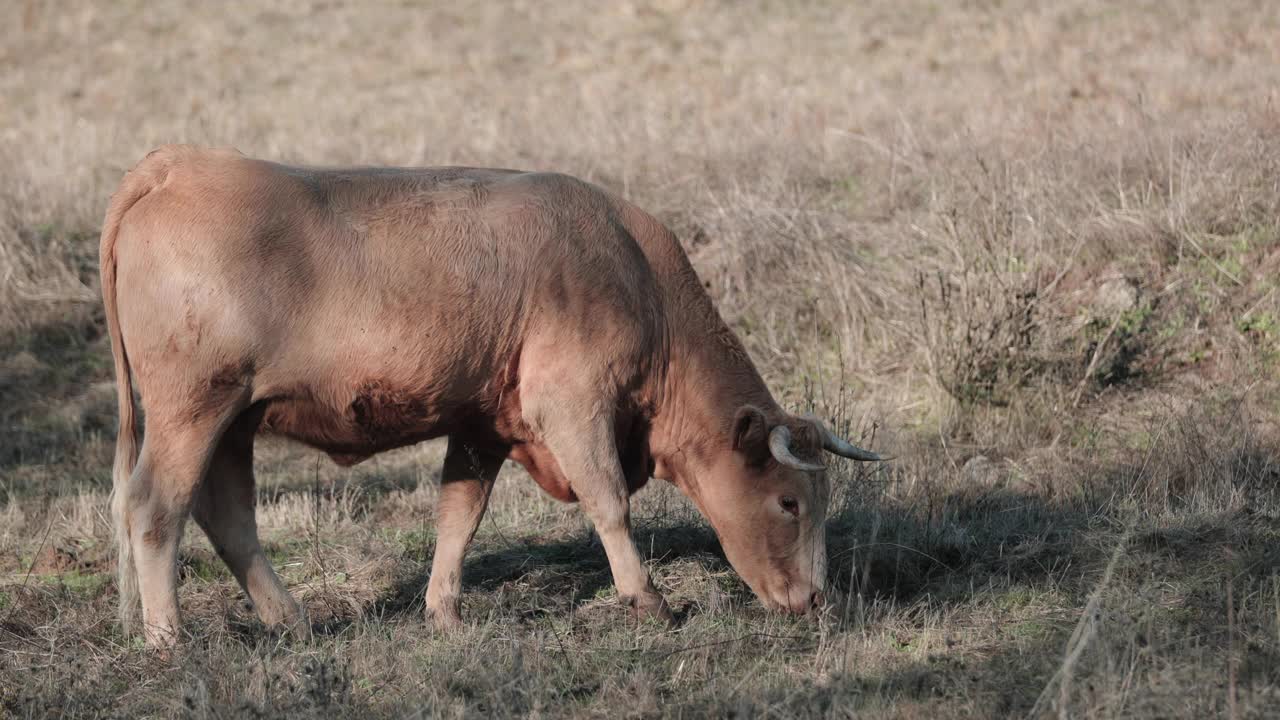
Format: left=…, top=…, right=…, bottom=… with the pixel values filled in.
left=779, top=496, right=800, bottom=516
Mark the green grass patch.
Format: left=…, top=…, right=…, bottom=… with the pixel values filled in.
left=181, top=550, right=231, bottom=582
left=35, top=570, right=110, bottom=599
left=392, top=527, right=436, bottom=562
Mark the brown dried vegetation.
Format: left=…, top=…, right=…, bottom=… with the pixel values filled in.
left=3, top=1, right=1280, bottom=717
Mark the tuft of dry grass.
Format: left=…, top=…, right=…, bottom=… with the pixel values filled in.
left=4, top=0, right=1280, bottom=717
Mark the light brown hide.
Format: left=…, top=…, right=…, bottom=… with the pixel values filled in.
left=102, top=145, right=848, bottom=647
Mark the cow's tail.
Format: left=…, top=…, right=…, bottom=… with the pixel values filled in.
left=101, top=150, right=168, bottom=633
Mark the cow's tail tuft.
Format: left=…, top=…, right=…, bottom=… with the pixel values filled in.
left=101, top=150, right=167, bottom=634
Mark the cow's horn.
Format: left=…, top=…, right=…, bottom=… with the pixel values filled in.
left=768, top=425, right=825, bottom=472
left=803, top=414, right=885, bottom=462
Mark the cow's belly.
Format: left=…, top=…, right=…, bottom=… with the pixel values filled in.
left=251, top=373, right=654, bottom=502
left=257, top=381, right=448, bottom=466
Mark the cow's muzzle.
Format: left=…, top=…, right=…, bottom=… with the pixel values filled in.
left=767, top=585, right=826, bottom=615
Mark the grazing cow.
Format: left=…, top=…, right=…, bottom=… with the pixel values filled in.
left=100, top=145, right=883, bottom=648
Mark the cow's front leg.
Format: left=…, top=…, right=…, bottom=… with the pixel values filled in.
left=543, top=419, right=673, bottom=624
left=424, top=437, right=505, bottom=630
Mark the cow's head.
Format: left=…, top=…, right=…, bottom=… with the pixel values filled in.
left=689, top=407, right=882, bottom=615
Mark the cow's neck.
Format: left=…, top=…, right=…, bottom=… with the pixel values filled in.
left=646, top=256, right=780, bottom=497
left=610, top=195, right=783, bottom=497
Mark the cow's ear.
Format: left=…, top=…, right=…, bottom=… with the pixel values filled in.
left=732, top=405, right=771, bottom=466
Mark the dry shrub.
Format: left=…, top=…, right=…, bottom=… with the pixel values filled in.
left=918, top=265, right=1043, bottom=407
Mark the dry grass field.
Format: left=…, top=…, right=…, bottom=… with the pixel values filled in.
left=4, top=1, right=1280, bottom=717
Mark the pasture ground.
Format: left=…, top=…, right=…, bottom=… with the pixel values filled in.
left=3, top=1, right=1280, bottom=717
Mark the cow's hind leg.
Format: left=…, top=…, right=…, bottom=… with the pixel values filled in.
left=123, top=409, right=236, bottom=649
left=538, top=406, right=672, bottom=624
left=192, top=411, right=304, bottom=633
left=425, top=437, right=505, bottom=629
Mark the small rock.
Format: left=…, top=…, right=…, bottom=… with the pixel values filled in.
left=1092, top=277, right=1138, bottom=319
left=961, top=455, right=1000, bottom=486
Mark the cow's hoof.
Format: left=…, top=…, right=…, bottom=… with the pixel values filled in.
left=278, top=611, right=313, bottom=642
left=624, top=593, right=675, bottom=627
left=426, top=598, right=463, bottom=632
left=143, top=624, right=180, bottom=654
left=144, top=638, right=177, bottom=662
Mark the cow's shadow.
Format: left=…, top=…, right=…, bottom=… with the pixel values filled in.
left=326, top=420, right=1280, bottom=638
left=359, top=514, right=733, bottom=627
left=354, top=468, right=1092, bottom=629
